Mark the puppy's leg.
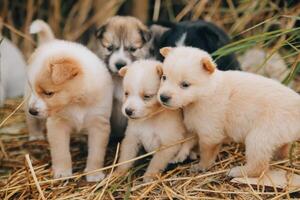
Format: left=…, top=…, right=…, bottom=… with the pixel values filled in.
left=228, top=131, right=273, bottom=177
left=171, top=135, right=197, bottom=163
left=85, top=116, right=110, bottom=182
left=0, top=84, right=4, bottom=107
left=143, top=145, right=179, bottom=182
left=26, top=112, right=46, bottom=141
left=115, top=128, right=141, bottom=175
left=274, top=143, right=290, bottom=160
left=47, top=118, right=72, bottom=178
left=192, top=140, right=221, bottom=172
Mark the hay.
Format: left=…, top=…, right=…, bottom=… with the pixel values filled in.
left=1, top=1, right=300, bottom=199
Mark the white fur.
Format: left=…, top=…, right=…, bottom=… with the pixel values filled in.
left=109, top=45, right=132, bottom=73
left=158, top=47, right=300, bottom=177
left=175, top=32, right=187, bottom=47
left=0, top=37, right=26, bottom=107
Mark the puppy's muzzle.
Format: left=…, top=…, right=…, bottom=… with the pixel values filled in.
left=160, top=94, right=171, bottom=103
left=125, top=107, right=134, bottom=117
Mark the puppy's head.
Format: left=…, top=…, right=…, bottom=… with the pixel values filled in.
left=119, top=60, right=163, bottom=119
left=95, top=16, right=152, bottom=74
left=27, top=53, right=83, bottom=118
left=158, top=46, right=217, bottom=109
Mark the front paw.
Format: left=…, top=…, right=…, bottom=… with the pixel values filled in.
left=228, top=166, right=244, bottom=177
left=170, top=149, right=189, bottom=164
left=86, top=171, right=106, bottom=182
left=29, top=134, right=45, bottom=141
left=190, top=161, right=212, bottom=173
left=143, top=174, right=155, bottom=183
left=53, top=167, right=72, bottom=179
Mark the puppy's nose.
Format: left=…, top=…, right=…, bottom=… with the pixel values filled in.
left=125, top=108, right=134, bottom=116
left=160, top=94, right=171, bottom=103
left=115, top=61, right=127, bottom=70
left=29, top=108, right=39, bottom=116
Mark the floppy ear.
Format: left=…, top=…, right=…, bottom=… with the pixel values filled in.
left=202, top=57, right=216, bottom=74
left=160, top=47, right=172, bottom=57
left=95, top=24, right=106, bottom=39
left=118, top=66, right=128, bottom=77
left=49, top=58, right=81, bottom=85
left=156, top=64, right=163, bottom=77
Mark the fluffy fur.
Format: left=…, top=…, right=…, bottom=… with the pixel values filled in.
left=26, top=20, right=113, bottom=182
left=151, top=20, right=240, bottom=70
left=95, top=16, right=154, bottom=139
left=115, top=60, right=196, bottom=182
left=0, top=37, right=26, bottom=107
left=158, top=46, right=300, bottom=177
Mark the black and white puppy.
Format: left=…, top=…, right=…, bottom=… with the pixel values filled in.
left=151, top=20, right=240, bottom=70
left=95, top=16, right=154, bottom=138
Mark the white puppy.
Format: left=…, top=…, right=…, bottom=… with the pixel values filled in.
left=0, top=37, right=26, bottom=106
left=115, top=60, right=196, bottom=182
left=26, top=20, right=113, bottom=182
left=158, top=46, right=300, bottom=177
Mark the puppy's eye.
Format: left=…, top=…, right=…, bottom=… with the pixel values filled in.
left=129, top=47, right=137, bottom=52
left=162, top=75, right=166, bottom=81
left=106, top=45, right=114, bottom=51
left=43, top=91, right=54, bottom=97
left=124, top=91, right=129, bottom=97
left=180, top=81, right=191, bottom=89
left=143, top=94, right=153, bottom=101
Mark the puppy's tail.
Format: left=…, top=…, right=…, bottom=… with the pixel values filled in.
left=30, top=20, right=55, bottom=45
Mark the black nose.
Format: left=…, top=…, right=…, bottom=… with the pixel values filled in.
left=115, top=61, right=127, bottom=70
left=160, top=94, right=171, bottom=103
left=29, top=108, right=39, bottom=116
left=125, top=108, right=134, bottom=116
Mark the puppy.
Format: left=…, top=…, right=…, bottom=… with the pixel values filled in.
left=95, top=16, right=153, bottom=139
left=151, top=20, right=240, bottom=70
left=0, top=36, right=26, bottom=107
left=115, top=60, right=196, bottom=182
left=158, top=46, right=300, bottom=177
left=27, top=20, right=113, bottom=182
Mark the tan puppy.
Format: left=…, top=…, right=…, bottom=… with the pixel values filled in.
left=158, top=46, right=300, bottom=177
left=95, top=16, right=154, bottom=139
left=27, top=20, right=113, bottom=182
left=115, top=60, right=195, bottom=182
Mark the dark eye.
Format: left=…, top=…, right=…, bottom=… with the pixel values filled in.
left=143, top=94, right=153, bottom=101
left=129, top=47, right=137, bottom=52
left=43, top=91, right=54, bottom=97
left=124, top=91, right=129, bottom=97
left=106, top=45, right=113, bottom=51
left=162, top=75, right=166, bottom=81
left=180, top=81, right=190, bottom=89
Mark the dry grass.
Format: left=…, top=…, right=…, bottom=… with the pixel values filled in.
left=1, top=0, right=300, bottom=199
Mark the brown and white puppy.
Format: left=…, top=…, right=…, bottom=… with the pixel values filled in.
left=27, top=20, right=113, bottom=182
left=95, top=16, right=153, bottom=138
left=158, top=46, right=300, bottom=177
left=115, top=60, right=196, bottom=182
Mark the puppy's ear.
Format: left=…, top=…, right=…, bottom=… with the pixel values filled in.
left=160, top=47, right=172, bottom=57
left=49, top=58, right=81, bottom=85
left=138, top=23, right=151, bottom=43
left=156, top=64, right=163, bottom=77
left=95, top=24, right=106, bottom=39
left=202, top=57, right=216, bottom=74
left=118, top=67, right=128, bottom=77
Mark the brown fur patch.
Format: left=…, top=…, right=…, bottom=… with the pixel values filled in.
left=202, top=58, right=216, bottom=74
left=160, top=47, right=172, bottom=57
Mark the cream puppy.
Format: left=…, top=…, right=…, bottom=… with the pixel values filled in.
left=27, top=20, right=113, bottom=182
left=158, top=46, right=300, bottom=177
left=115, top=60, right=195, bottom=182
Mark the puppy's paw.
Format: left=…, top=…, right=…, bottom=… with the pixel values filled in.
left=190, top=161, right=212, bottom=173
left=53, top=167, right=72, bottom=179
left=189, top=151, right=198, bottom=160
left=143, top=175, right=155, bottom=183
left=86, top=172, right=105, bottom=182
left=228, top=166, right=244, bottom=178
left=29, top=134, right=45, bottom=141
left=170, top=149, right=189, bottom=164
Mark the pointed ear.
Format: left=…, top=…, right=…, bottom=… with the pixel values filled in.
left=160, top=47, right=173, bottom=57
left=118, top=66, right=128, bottom=77
left=156, top=64, right=163, bottom=77
left=49, top=58, right=81, bottom=85
left=202, top=57, right=216, bottom=74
